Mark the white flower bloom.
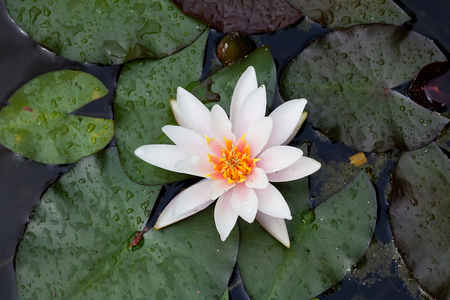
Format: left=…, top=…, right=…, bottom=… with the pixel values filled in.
left=135, top=66, right=321, bottom=247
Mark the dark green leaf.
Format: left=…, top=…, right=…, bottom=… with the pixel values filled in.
left=281, top=24, right=449, bottom=152
left=238, top=171, right=377, bottom=299
left=286, top=0, right=409, bottom=29
left=390, top=143, right=450, bottom=300
left=5, top=0, right=207, bottom=64
left=15, top=147, right=238, bottom=299
left=0, top=70, right=113, bottom=164
left=114, top=30, right=208, bottom=186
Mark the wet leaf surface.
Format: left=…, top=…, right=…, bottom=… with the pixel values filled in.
left=114, top=31, right=208, bottom=186
left=238, top=171, right=377, bottom=299
left=171, top=0, right=303, bottom=34
left=390, top=143, right=450, bottom=300
left=0, top=70, right=113, bottom=164
left=286, top=0, right=409, bottom=29
left=281, top=24, right=449, bottom=152
left=15, top=147, right=238, bottom=299
left=5, top=0, right=206, bottom=64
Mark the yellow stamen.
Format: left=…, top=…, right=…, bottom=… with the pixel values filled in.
left=207, top=135, right=257, bottom=183
left=205, top=135, right=214, bottom=145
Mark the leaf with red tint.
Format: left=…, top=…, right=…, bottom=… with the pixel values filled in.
left=408, top=61, right=450, bottom=108
left=171, top=0, right=303, bottom=34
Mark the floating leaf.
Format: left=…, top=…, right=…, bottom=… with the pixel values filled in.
left=238, top=171, right=377, bottom=299
left=115, top=41, right=277, bottom=186
left=390, top=143, right=450, bottom=300
left=409, top=61, right=450, bottom=108
left=0, top=70, right=113, bottom=164
left=114, top=31, right=208, bottom=186
left=15, top=147, right=238, bottom=299
left=281, top=24, right=449, bottom=152
left=286, top=0, right=409, bottom=29
left=171, top=0, right=302, bottom=34
left=5, top=0, right=207, bottom=64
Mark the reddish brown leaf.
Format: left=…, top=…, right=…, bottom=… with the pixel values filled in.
left=408, top=61, right=450, bottom=108
left=171, top=0, right=303, bottom=34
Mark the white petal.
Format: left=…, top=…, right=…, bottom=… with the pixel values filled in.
left=135, top=145, right=188, bottom=173
left=230, top=184, right=258, bottom=223
left=174, top=156, right=213, bottom=177
left=210, top=105, right=236, bottom=142
left=283, top=111, right=307, bottom=146
left=210, top=180, right=235, bottom=200
left=170, top=99, right=187, bottom=128
left=154, top=179, right=214, bottom=229
left=254, top=183, right=292, bottom=219
left=245, top=167, right=269, bottom=189
left=257, top=146, right=303, bottom=173
left=177, top=87, right=211, bottom=136
left=162, top=125, right=208, bottom=156
left=232, top=85, right=267, bottom=138
left=245, top=117, right=272, bottom=157
left=264, top=99, right=307, bottom=150
left=230, top=66, right=258, bottom=126
left=256, top=211, right=290, bottom=248
left=214, top=190, right=239, bottom=241
left=266, top=156, right=321, bottom=182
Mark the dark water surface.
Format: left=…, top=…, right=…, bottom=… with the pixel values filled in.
left=0, top=0, right=448, bottom=299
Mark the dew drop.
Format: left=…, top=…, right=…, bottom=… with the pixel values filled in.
left=409, top=196, right=418, bottom=206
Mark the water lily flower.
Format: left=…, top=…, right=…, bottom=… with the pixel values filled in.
left=135, top=66, right=321, bottom=247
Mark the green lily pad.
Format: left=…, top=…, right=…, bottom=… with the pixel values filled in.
left=114, top=30, right=208, bottom=186
left=238, top=171, right=377, bottom=299
left=115, top=40, right=277, bottom=185
left=5, top=0, right=206, bottom=64
left=0, top=70, right=113, bottom=164
left=286, top=0, right=409, bottom=29
left=389, top=143, right=450, bottom=300
left=15, top=147, right=238, bottom=299
left=281, top=24, right=449, bottom=152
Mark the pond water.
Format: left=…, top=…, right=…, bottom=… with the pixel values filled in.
left=0, top=0, right=448, bottom=299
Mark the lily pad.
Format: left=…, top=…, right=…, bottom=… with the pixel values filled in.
left=15, top=147, right=239, bottom=299
left=114, top=30, right=208, bottom=186
left=389, top=143, right=450, bottom=300
left=281, top=24, right=449, bottom=152
left=115, top=39, right=277, bottom=185
left=286, top=0, right=409, bottom=29
left=171, top=0, right=303, bottom=34
left=0, top=70, right=113, bottom=164
left=238, top=171, right=377, bottom=299
left=5, top=0, right=207, bottom=64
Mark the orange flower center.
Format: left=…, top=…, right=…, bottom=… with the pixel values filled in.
left=207, top=136, right=258, bottom=184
